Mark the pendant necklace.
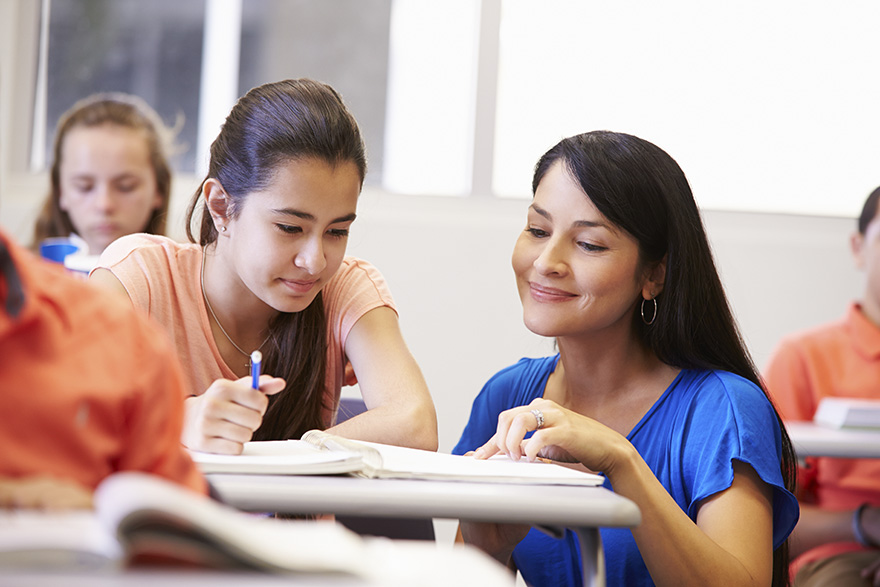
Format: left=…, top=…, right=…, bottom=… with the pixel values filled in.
left=200, top=249, right=271, bottom=370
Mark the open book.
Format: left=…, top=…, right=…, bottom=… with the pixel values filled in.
left=189, top=437, right=364, bottom=475
left=814, top=397, right=880, bottom=429
left=0, top=472, right=512, bottom=585
left=0, top=472, right=364, bottom=573
left=190, top=430, right=604, bottom=487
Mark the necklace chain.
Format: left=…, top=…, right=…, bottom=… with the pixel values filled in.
left=200, top=249, right=271, bottom=369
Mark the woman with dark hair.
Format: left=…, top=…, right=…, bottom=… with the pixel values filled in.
left=454, top=131, right=798, bottom=586
left=32, top=93, right=172, bottom=255
left=90, top=79, right=437, bottom=455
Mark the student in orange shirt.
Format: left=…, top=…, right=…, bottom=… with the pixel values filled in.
left=764, top=186, right=880, bottom=586
left=0, top=227, right=206, bottom=509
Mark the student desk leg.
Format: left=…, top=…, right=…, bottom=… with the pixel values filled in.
left=577, top=527, right=605, bottom=587
left=539, top=525, right=605, bottom=587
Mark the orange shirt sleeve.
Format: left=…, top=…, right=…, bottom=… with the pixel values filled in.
left=764, top=338, right=821, bottom=501
left=764, top=338, right=819, bottom=422
left=117, top=315, right=208, bottom=495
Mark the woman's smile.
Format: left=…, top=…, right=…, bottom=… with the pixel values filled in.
left=528, top=281, right=578, bottom=302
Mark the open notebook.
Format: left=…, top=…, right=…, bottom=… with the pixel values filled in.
left=189, top=430, right=604, bottom=487
left=0, top=472, right=513, bottom=585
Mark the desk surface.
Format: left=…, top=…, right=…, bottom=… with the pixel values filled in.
left=786, top=421, right=880, bottom=458
left=0, top=510, right=514, bottom=587
left=208, top=474, right=640, bottom=587
left=0, top=570, right=393, bottom=587
left=0, top=552, right=510, bottom=587
left=207, top=473, right=641, bottom=528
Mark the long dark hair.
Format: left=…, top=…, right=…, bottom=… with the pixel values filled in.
left=533, top=130, right=796, bottom=587
left=33, top=93, right=172, bottom=247
left=185, top=78, right=367, bottom=441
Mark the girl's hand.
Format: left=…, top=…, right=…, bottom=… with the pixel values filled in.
left=182, top=375, right=285, bottom=454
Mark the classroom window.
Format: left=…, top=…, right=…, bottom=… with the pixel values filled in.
left=238, top=0, right=393, bottom=188
left=39, top=0, right=205, bottom=173
left=33, top=0, right=478, bottom=195
left=24, top=0, right=880, bottom=214
left=238, top=0, right=480, bottom=195
left=492, top=0, right=880, bottom=214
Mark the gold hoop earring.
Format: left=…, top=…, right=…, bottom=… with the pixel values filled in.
left=640, top=297, right=658, bottom=325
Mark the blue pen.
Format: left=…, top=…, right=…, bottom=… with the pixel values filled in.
left=250, top=350, right=262, bottom=390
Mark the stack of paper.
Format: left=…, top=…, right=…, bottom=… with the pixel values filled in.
left=814, top=397, right=880, bottom=429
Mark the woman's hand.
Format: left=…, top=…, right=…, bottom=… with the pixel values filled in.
left=460, top=400, right=628, bottom=568
left=473, top=398, right=629, bottom=476
left=474, top=398, right=776, bottom=586
left=182, top=375, right=285, bottom=454
left=0, top=476, right=93, bottom=510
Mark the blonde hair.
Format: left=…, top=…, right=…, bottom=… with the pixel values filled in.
left=32, top=93, right=175, bottom=247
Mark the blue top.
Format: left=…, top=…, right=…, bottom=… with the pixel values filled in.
left=453, top=355, right=799, bottom=587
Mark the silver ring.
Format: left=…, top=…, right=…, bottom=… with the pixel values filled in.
left=530, top=408, right=545, bottom=429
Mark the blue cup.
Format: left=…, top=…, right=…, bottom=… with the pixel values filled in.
left=40, top=238, right=81, bottom=264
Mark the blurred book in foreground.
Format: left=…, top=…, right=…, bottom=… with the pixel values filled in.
left=0, top=472, right=512, bottom=586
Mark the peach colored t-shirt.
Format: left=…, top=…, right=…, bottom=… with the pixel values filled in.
left=764, top=303, right=880, bottom=569
left=97, top=234, right=396, bottom=426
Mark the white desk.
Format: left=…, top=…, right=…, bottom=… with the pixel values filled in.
left=0, top=509, right=513, bottom=587
left=0, top=571, right=349, bottom=587
left=0, top=570, right=425, bottom=587
left=0, top=559, right=508, bottom=587
left=786, top=421, right=880, bottom=458
left=207, top=473, right=641, bottom=587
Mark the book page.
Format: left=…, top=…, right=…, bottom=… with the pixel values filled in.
left=97, top=472, right=370, bottom=573
left=188, top=440, right=364, bottom=475
left=94, top=472, right=513, bottom=584
left=356, top=441, right=604, bottom=486
left=0, top=510, right=121, bottom=570
left=301, top=429, right=385, bottom=471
